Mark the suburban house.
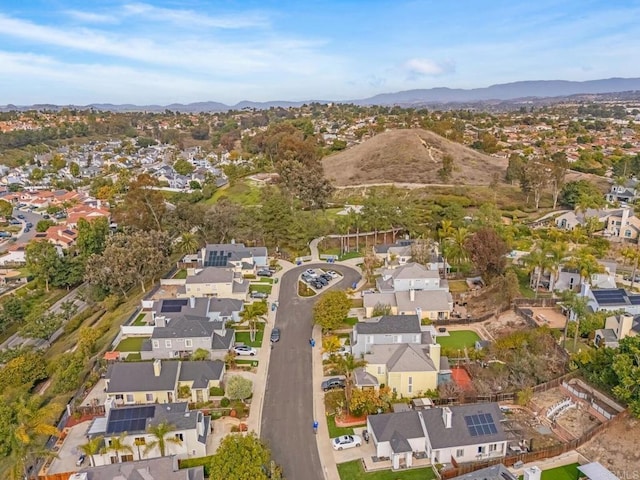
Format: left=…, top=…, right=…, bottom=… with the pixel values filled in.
left=530, top=260, right=616, bottom=292
left=580, top=283, right=640, bottom=315
left=86, top=402, right=210, bottom=466
left=176, top=267, right=250, bottom=300
left=105, top=359, right=225, bottom=405
left=606, top=181, right=638, bottom=204
left=183, top=243, right=268, bottom=272
left=555, top=208, right=612, bottom=231
left=374, top=240, right=449, bottom=272
left=603, top=207, right=640, bottom=240
left=0, top=244, right=26, bottom=266
left=65, top=204, right=111, bottom=228
left=595, top=313, right=640, bottom=348
left=351, top=315, right=450, bottom=395
left=139, top=297, right=238, bottom=359
left=367, top=403, right=508, bottom=470
left=70, top=456, right=204, bottom=480
left=377, top=263, right=448, bottom=293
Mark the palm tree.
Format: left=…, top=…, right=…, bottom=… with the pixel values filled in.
left=523, top=247, right=551, bottom=298
left=568, top=250, right=604, bottom=287
left=335, top=354, right=367, bottom=414
left=144, top=421, right=183, bottom=458
left=103, top=433, right=133, bottom=463
left=78, top=436, right=104, bottom=467
left=447, top=227, right=470, bottom=268
left=348, top=209, right=362, bottom=252
left=6, top=394, right=61, bottom=480
left=178, top=232, right=199, bottom=255
left=560, top=290, right=589, bottom=350
left=546, top=241, right=568, bottom=292
left=240, top=302, right=267, bottom=343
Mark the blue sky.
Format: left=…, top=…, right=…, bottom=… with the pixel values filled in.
left=1, top=0, right=639, bottom=105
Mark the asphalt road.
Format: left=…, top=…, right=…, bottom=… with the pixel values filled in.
left=261, top=263, right=360, bottom=480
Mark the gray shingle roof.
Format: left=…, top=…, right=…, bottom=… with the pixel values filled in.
left=106, top=361, right=179, bottom=393
left=178, top=360, right=224, bottom=385
left=185, top=267, right=234, bottom=284
left=390, top=431, right=412, bottom=454
left=208, top=298, right=243, bottom=315
left=423, top=403, right=507, bottom=449
left=368, top=410, right=426, bottom=443
left=152, top=318, right=214, bottom=339
left=355, top=315, right=421, bottom=335
left=449, top=464, right=516, bottom=480
left=365, top=343, right=437, bottom=372
left=212, top=329, right=234, bottom=350
left=75, top=456, right=204, bottom=480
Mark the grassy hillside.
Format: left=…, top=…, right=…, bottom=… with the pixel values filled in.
left=322, top=129, right=507, bottom=186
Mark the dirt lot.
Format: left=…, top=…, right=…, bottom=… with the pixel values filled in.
left=579, top=415, right=640, bottom=475
left=528, top=307, right=567, bottom=329
left=502, top=408, right=563, bottom=451
left=532, top=387, right=601, bottom=439
left=479, top=310, right=530, bottom=338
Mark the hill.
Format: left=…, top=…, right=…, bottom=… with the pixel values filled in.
left=322, top=129, right=507, bottom=187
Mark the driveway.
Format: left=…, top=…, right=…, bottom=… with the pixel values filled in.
left=261, top=264, right=360, bottom=480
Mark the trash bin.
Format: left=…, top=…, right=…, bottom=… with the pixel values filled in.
left=274, top=278, right=279, bottom=284
left=363, top=430, right=370, bottom=443
left=271, top=303, right=276, bottom=311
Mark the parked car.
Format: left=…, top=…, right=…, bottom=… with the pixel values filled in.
left=332, top=434, right=362, bottom=451
left=305, top=269, right=318, bottom=278
left=250, top=291, right=268, bottom=299
left=26, top=222, right=33, bottom=228
left=301, top=273, right=315, bottom=282
left=312, top=280, right=323, bottom=289
left=316, top=276, right=328, bottom=286
left=76, top=454, right=86, bottom=466
left=257, top=269, right=272, bottom=277
left=320, top=273, right=332, bottom=281
left=232, top=345, right=257, bottom=356
left=17, top=214, right=25, bottom=219
left=321, top=377, right=345, bottom=391
left=270, top=327, right=281, bottom=343
left=326, top=270, right=339, bottom=278
left=0, top=231, right=12, bottom=238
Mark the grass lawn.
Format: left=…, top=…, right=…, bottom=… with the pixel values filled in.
left=235, top=330, right=264, bottom=348
left=351, top=298, right=364, bottom=308
left=436, top=330, right=480, bottom=350
left=173, top=269, right=188, bottom=279
left=327, top=415, right=357, bottom=437
left=448, top=280, right=469, bottom=294
left=236, top=359, right=259, bottom=366
left=115, top=336, right=148, bottom=352
left=206, top=179, right=261, bottom=206
left=337, top=461, right=436, bottom=480
left=124, top=352, right=142, bottom=362
left=257, top=277, right=274, bottom=284
left=518, top=463, right=579, bottom=480
left=299, top=281, right=315, bottom=297
left=250, top=284, right=272, bottom=294
left=514, top=268, right=536, bottom=299
left=342, top=317, right=358, bottom=327
left=339, top=250, right=363, bottom=261
left=132, top=313, right=147, bottom=326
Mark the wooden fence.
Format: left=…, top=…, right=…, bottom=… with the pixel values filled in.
left=440, top=406, right=628, bottom=479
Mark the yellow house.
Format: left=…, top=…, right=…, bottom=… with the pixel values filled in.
left=105, top=359, right=225, bottom=406
left=356, top=343, right=441, bottom=397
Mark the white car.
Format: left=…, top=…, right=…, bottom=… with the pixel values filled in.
left=232, top=345, right=257, bottom=356
left=326, top=270, right=340, bottom=279
left=305, top=269, right=318, bottom=278
left=332, top=434, right=362, bottom=451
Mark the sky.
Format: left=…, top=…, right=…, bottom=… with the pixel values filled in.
left=1, top=0, right=640, bottom=105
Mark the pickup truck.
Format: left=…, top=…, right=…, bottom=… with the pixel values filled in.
left=0, top=231, right=12, bottom=238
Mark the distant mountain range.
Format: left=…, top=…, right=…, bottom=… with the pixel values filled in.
left=3, top=77, right=640, bottom=113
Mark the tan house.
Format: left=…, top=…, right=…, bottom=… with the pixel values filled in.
left=179, top=267, right=249, bottom=300
left=604, top=207, right=640, bottom=240
left=595, top=313, right=640, bottom=348
left=105, top=359, right=224, bottom=405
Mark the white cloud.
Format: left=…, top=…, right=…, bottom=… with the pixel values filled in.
left=64, top=10, right=118, bottom=24
left=404, top=58, right=455, bottom=78
left=121, top=2, right=268, bottom=29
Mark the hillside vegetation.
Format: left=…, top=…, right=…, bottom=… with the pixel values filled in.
left=322, top=129, right=507, bottom=186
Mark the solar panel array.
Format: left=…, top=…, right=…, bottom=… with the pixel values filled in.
left=464, top=413, right=498, bottom=437
left=160, top=299, right=189, bottom=313
left=107, top=406, right=155, bottom=434
left=592, top=289, right=627, bottom=305
left=204, top=250, right=232, bottom=267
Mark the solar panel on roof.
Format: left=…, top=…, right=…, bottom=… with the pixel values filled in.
left=107, top=406, right=155, bottom=434
left=464, top=413, right=497, bottom=438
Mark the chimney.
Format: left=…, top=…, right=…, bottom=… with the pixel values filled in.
left=190, top=296, right=196, bottom=309
left=523, top=466, right=542, bottom=480
left=154, top=314, right=166, bottom=328
left=619, top=314, right=634, bottom=339
left=442, top=407, right=452, bottom=429
left=409, top=289, right=415, bottom=302
left=579, top=282, right=590, bottom=299
left=104, top=397, right=115, bottom=414
left=430, top=343, right=441, bottom=371
left=153, top=359, right=162, bottom=377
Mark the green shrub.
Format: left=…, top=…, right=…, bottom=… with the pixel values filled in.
left=220, top=397, right=230, bottom=407
left=210, top=386, right=224, bottom=396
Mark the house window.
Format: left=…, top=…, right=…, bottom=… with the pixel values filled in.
left=407, top=376, right=413, bottom=393
left=121, top=454, right=134, bottom=462
left=456, top=448, right=464, bottom=457
left=165, top=340, right=172, bottom=348
left=110, top=456, right=118, bottom=464
left=146, top=393, right=153, bottom=402
left=126, top=394, right=134, bottom=403
left=135, top=437, right=146, bottom=445
left=489, top=444, right=497, bottom=452
left=377, top=366, right=383, bottom=374
left=477, top=446, right=486, bottom=454
left=185, top=339, right=193, bottom=347
left=393, top=335, right=400, bottom=343
left=625, top=230, right=632, bottom=237
left=175, top=433, right=184, bottom=441
left=152, top=340, right=159, bottom=349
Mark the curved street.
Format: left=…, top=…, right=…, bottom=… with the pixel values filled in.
left=261, top=263, right=360, bottom=480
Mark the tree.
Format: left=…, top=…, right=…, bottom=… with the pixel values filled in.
left=144, top=421, right=182, bottom=457
left=349, top=386, right=392, bottom=416
left=104, top=433, right=133, bottom=463
left=560, top=290, right=589, bottom=349
left=76, top=217, right=110, bottom=257
left=522, top=160, right=547, bottom=209
left=191, top=348, right=210, bottom=361
left=177, top=232, right=199, bottom=254
left=464, top=227, right=509, bottom=282
left=113, top=174, right=166, bottom=231
left=240, top=301, right=267, bottom=343
left=560, top=180, right=603, bottom=208
left=322, top=335, right=342, bottom=356
left=437, top=154, right=454, bottom=182
left=313, top=290, right=352, bottom=332
left=226, top=375, right=253, bottom=401
left=0, top=199, right=12, bottom=218
left=0, top=350, right=48, bottom=391
left=69, top=161, right=80, bottom=177
left=335, top=354, right=367, bottom=414
left=173, top=158, right=195, bottom=176
left=35, top=219, right=56, bottom=232
left=523, top=247, right=551, bottom=297
left=20, top=312, right=62, bottom=345
left=25, top=240, right=60, bottom=291
left=496, top=270, right=521, bottom=308
left=549, top=152, right=568, bottom=209
left=3, top=394, right=61, bottom=480
left=209, top=432, right=278, bottom=480
left=505, top=154, right=525, bottom=185
left=78, top=436, right=103, bottom=467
